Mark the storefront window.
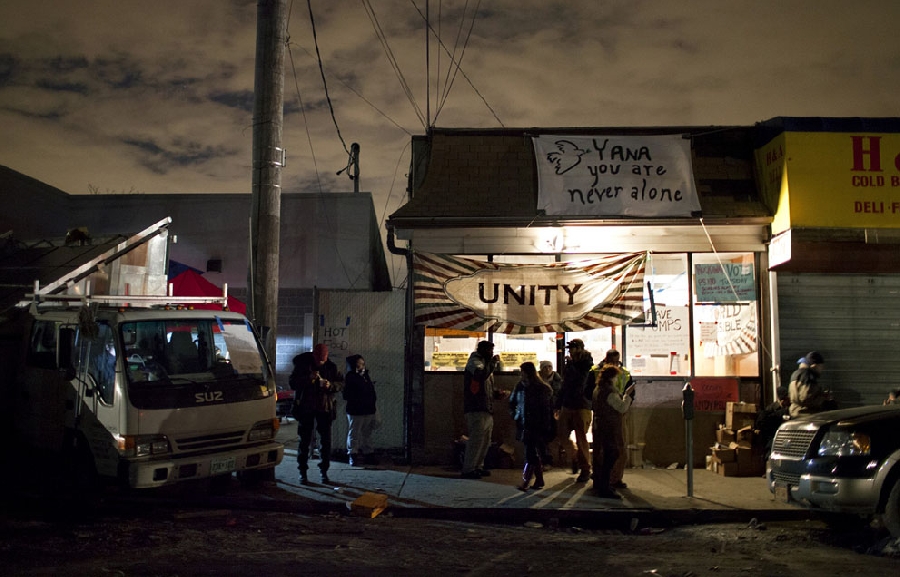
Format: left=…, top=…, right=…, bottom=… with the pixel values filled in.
left=422, top=252, right=760, bottom=378
left=691, top=253, right=759, bottom=377
left=624, top=254, right=690, bottom=376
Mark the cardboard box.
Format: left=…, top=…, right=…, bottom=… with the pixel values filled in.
left=716, top=461, right=739, bottom=477
left=736, top=426, right=754, bottom=448
left=725, top=402, right=758, bottom=430
left=711, top=446, right=736, bottom=463
left=736, top=447, right=753, bottom=471
left=716, top=428, right=736, bottom=445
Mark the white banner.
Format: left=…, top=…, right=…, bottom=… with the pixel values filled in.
left=413, top=252, right=647, bottom=334
left=533, top=134, right=701, bottom=217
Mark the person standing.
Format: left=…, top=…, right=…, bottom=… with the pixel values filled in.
left=307, top=344, right=343, bottom=459
left=590, top=365, right=634, bottom=499
left=509, top=362, right=555, bottom=491
left=788, top=351, right=825, bottom=418
left=599, top=349, right=634, bottom=489
left=461, top=340, right=505, bottom=479
left=538, top=360, right=563, bottom=467
left=343, top=354, right=378, bottom=467
left=556, top=338, right=595, bottom=483
left=290, top=344, right=343, bottom=485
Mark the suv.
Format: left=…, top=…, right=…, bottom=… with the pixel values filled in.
left=767, top=404, right=900, bottom=536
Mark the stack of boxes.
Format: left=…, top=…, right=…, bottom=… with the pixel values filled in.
left=707, top=402, right=765, bottom=477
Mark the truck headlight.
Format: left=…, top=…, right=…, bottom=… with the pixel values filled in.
left=818, top=431, right=871, bottom=457
left=248, top=419, right=278, bottom=441
left=119, top=434, right=171, bottom=457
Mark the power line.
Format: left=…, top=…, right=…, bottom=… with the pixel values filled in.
left=436, top=0, right=472, bottom=110
left=286, top=44, right=323, bottom=193
left=286, top=1, right=323, bottom=192
left=408, top=0, right=503, bottom=127
left=292, top=42, right=414, bottom=136
left=361, top=0, right=427, bottom=128
left=378, top=141, right=411, bottom=287
left=307, top=0, right=350, bottom=157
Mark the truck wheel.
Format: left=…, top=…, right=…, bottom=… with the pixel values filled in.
left=885, top=478, right=900, bottom=538
left=60, top=439, right=100, bottom=509
left=62, top=435, right=98, bottom=494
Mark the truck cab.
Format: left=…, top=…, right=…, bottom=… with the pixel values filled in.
left=11, top=295, right=284, bottom=489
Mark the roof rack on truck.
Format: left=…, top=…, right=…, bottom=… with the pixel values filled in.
left=22, top=280, right=231, bottom=311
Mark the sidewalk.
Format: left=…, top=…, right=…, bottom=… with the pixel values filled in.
left=270, top=438, right=808, bottom=528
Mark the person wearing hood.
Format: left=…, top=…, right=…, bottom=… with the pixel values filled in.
left=343, top=354, right=379, bottom=467
left=788, top=351, right=826, bottom=418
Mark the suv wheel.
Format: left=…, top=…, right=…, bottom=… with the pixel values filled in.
left=884, top=478, right=900, bottom=538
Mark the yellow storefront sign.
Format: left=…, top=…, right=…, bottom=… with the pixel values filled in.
left=756, top=132, right=900, bottom=233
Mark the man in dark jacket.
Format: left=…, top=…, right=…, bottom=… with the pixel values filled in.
left=290, top=343, right=343, bottom=485
left=461, top=340, right=506, bottom=479
left=557, top=339, right=595, bottom=483
left=343, top=354, right=378, bottom=467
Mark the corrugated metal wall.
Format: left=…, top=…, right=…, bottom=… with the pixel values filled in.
left=317, top=290, right=406, bottom=453
left=777, top=272, right=900, bottom=407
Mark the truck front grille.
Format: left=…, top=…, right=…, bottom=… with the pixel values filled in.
left=771, top=429, right=817, bottom=460
left=770, top=469, right=801, bottom=486
left=174, top=430, right=244, bottom=452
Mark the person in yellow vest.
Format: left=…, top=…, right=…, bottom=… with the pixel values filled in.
left=598, top=349, right=634, bottom=489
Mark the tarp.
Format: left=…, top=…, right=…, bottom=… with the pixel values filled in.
left=168, top=268, right=247, bottom=315
left=413, top=252, right=647, bottom=334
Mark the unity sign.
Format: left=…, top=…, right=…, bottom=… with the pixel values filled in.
left=413, top=252, right=648, bottom=334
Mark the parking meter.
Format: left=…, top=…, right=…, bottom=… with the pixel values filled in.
left=682, top=382, right=695, bottom=420
left=682, top=382, right=695, bottom=496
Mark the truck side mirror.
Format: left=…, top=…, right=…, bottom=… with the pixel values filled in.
left=58, top=327, right=77, bottom=380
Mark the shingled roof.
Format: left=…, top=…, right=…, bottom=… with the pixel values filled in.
left=389, top=126, right=768, bottom=227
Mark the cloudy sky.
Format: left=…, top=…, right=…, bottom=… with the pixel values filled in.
left=2, top=0, right=899, bottom=279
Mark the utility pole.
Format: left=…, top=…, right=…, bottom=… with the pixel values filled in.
left=249, top=0, right=286, bottom=365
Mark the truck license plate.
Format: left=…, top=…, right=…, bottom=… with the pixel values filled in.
left=774, top=484, right=790, bottom=503
left=210, top=456, right=236, bottom=475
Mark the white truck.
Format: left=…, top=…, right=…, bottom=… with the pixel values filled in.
left=1, top=217, right=283, bottom=491
left=3, top=289, right=284, bottom=490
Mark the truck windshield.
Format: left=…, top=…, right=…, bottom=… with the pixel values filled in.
left=120, top=318, right=266, bottom=385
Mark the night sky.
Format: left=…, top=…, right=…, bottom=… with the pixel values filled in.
left=2, top=1, right=898, bottom=271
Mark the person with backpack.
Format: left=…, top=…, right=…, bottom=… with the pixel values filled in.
left=788, top=351, right=826, bottom=418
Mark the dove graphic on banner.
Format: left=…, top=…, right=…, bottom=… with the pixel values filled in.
left=546, top=140, right=590, bottom=175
